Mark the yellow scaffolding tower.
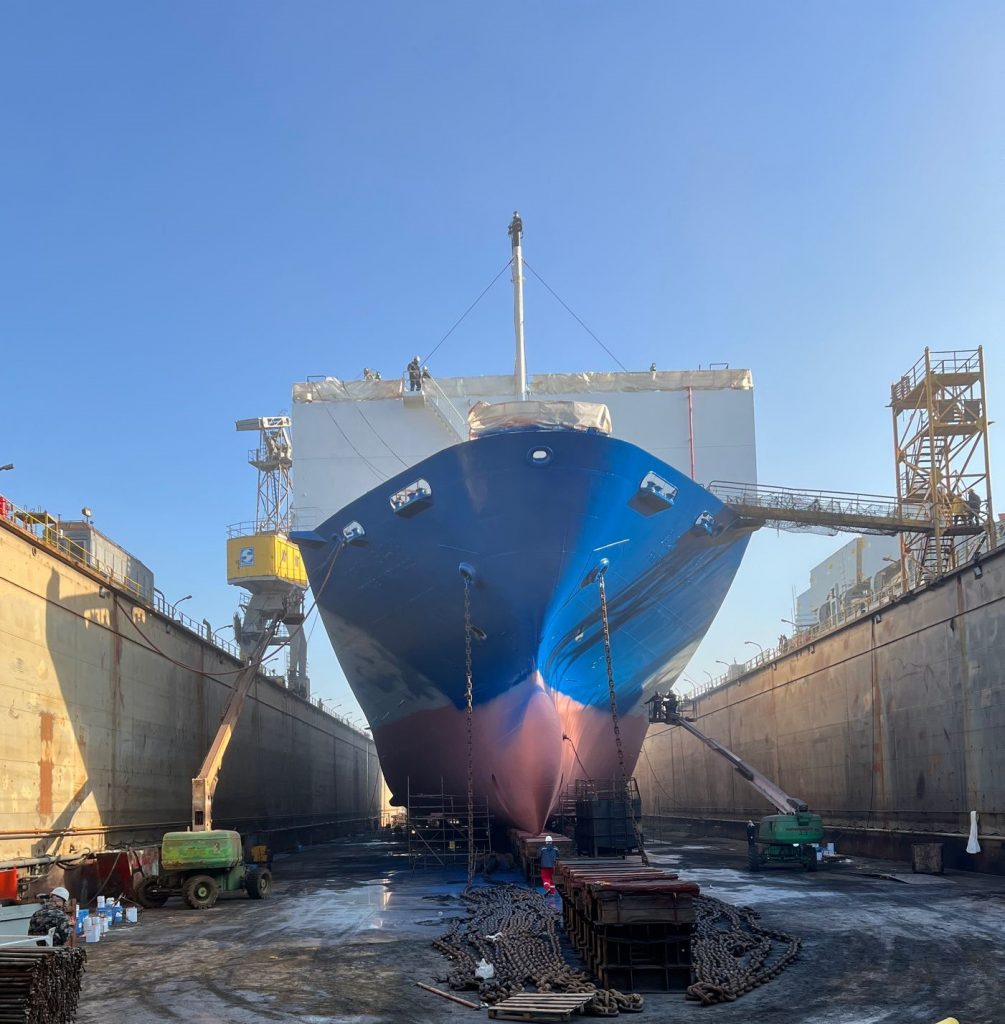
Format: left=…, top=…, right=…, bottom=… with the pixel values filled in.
left=891, top=348, right=995, bottom=587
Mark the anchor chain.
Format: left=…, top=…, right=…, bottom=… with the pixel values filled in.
left=463, top=574, right=476, bottom=886
left=595, top=569, right=649, bottom=866
left=686, top=894, right=802, bottom=1005
left=433, top=887, right=797, bottom=1011
left=596, top=571, right=627, bottom=786
left=432, top=883, right=644, bottom=1013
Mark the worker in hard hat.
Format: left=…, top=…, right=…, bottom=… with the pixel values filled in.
left=539, top=836, right=559, bottom=895
left=28, top=886, right=72, bottom=946
left=407, top=356, right=422, bottom=392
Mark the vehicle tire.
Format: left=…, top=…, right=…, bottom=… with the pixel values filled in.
left=245, top=868, right=272, bottom=900
left=135, top=876, right=169, bottom=908
left=747, top=847, right=761, bottom=872
left=183, top=874, right=219, bottom=910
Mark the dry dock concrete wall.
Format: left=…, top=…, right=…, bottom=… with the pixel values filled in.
left=0, top=519, right=381, bottom=868
left=639, top=545, right=1004, bottom=873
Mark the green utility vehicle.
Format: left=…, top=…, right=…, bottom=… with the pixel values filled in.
left=135, top=831, right=272, bottom=910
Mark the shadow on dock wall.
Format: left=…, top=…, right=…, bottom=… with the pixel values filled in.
left=0, top=525, right=380, bottom=870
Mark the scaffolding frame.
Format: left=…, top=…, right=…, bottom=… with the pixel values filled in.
left=237, top=415, right=295, bottom=535
left=891, top=348, right=995, bottom=587
left=404, top=779, right=492, bottom=869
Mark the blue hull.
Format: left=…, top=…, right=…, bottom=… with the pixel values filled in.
left=295, top=428, right=750, bottom=831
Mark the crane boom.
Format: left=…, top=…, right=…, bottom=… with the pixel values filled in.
left=191, top=607, right=288, bottom=831
left=668, top=714, right=808, bottom=815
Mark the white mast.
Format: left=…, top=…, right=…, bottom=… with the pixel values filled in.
left=508, top=211, right=527, bottom=400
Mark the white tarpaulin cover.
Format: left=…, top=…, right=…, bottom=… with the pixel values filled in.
left=291, top=368, right=751, bottom=404
left=467, top=400, right=612, bottom=438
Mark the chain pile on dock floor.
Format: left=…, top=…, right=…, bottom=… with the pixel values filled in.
left=432, top=883, right=644, bottom=1014
left=0, top=947, right=88, bottom=1024
left=687, top=894, right=801, bottom=1005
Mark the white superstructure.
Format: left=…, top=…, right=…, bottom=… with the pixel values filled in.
left=291, top=369, right=756, bottom=530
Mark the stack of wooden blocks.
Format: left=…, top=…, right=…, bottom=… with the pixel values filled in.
left=554, top=859, right=699, bottom=992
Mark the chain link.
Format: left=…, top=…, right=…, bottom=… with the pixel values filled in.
left=432, top=883, right=644, bottom=1013
left=686, top=894, right=801, bottom=1005
left=596, top=571, right=649, bottom=865
left=433, top=886, right=797, bottom=1010
left=596, top=572, right=626, bottom=785
left=463, top=575, right=475, bottom=886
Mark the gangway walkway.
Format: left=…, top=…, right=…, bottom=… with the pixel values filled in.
left=709, top=481, right=986, bottom=538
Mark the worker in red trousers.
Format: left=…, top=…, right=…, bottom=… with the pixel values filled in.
left=539, top=836, right=559, bottom=894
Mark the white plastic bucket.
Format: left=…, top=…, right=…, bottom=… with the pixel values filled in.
left=125, top=906, right=138, bottom=924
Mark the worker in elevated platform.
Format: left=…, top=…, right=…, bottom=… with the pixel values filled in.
left=28, top=886, right=72, bottom=946
left=645, top=690, right=679, bottom=724
left=539, top=836, right=559, bottom=895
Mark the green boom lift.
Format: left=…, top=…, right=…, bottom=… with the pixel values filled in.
left=649, top=695, right=824, bottom=871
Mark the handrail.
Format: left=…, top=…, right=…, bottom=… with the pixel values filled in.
left=709, top=481, right=932, bottom=523
left=683, top=579, right=906, bottom=700
left=0, top=491, right=374, bottom=731
left=400, top=372, right=468, bottom=439
left=0, top=492, right=245, bottom=658
left=891, top=349, right=981, bottom=404
left=424, top=375, right=469, bottom=438
left=0, top=497, right=155, bottom=599
left=226, top=521, right=291, bottom=539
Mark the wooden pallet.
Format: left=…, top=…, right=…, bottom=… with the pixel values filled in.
left=488, top=992, right=594, bottom=1021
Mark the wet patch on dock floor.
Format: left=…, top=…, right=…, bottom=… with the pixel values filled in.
left=76, top=830, right=1004, bottom=1024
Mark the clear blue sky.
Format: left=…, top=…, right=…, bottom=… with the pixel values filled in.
left=2, top=2, right=1002, bottom=715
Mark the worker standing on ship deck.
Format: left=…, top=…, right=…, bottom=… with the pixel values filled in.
left=539, top=836, right=559, bottom=894
left=407, top=356, right=422, bottom=391
left=28, top=886, right=72, bottom=946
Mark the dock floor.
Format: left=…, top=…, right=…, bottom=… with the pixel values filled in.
left=75, top=827, right=1004, bottom=1023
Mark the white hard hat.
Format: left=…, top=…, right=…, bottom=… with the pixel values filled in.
left=545, top=835, right=553, bottom=843
left=47, top=886, right=70, bottom=902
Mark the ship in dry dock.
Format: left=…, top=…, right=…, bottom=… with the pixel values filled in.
left=291, top=215, right=758, bottom=832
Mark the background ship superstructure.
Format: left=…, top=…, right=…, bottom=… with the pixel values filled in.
left=292, top=369, right=757, bottom=830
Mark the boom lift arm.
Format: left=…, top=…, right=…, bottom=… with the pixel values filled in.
left=665, top=712, right=808, bottom=815
left=191, top=603, right=291, bottom=831
left=648, top=697, right=823, bottom=871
